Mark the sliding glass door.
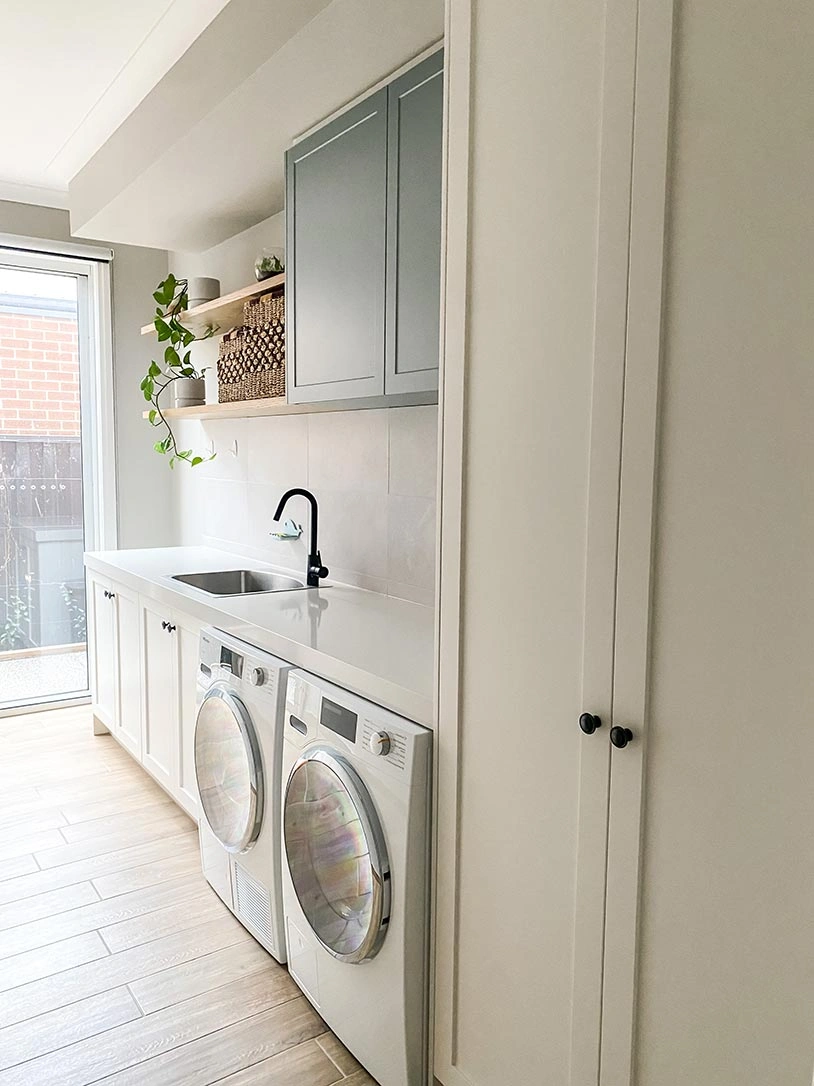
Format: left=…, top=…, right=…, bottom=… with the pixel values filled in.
left=0, top=245, right=114, bottom=711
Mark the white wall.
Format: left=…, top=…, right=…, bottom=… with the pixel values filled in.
left=0, top=200, right=172, bottom=548
left=168, top=214, right=438, bottom=604
left=635, top=0, right=814, bottom=1082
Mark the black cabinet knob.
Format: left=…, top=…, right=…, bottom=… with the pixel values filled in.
left=161, top=620, right=168, bottom=630
left=579, top=712, right=602, bottom=735
left=166, top=623, right=176, bottom=634
left=610, top=726, right=633, bottom=749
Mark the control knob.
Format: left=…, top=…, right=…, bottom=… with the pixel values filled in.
left=368, top=730, right=391, bottom=757
left=249, top=667, right=266, bottom=687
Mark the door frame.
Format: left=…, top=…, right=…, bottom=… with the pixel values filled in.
left=0, top=243, right=116, bottom=714
left=598, top=0, right=675, bottom=1081
left=432, top=0, right=675, bottom=1083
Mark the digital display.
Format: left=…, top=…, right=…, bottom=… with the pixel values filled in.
left=219, top=646, right=243, bottom=677
left=320, top=697, right=357, bottom=742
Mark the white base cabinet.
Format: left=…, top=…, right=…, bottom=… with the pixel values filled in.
left=87, top=571, right=200, bottom=820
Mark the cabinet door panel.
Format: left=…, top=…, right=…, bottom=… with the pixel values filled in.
left=175, top=615, right=201, bottom=818
left=114, top=586, right=141, bottom=759
left=140, top=602, right=176, bottom=793
left=286, top=90, right=387, bottom=403
left=386, top=51, right=444, bottom=395
left=89, top=576, right=116, bottom=730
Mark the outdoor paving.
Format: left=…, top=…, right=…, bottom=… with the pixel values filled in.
left=0, top=649, right=88, bottom=707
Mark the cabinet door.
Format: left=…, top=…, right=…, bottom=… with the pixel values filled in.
left=114, top=585, right=142, bottom=760
left=174, top=613, right=201, bottom=818
left=286, top=90, right=388, bottom=403
left=89, top=575, right=116, bottom=731
left=385, top=50, right=444, bottom=395
left=140, top=600, right=177, bottom=793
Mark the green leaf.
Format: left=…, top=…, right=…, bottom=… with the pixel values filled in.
left=180, top=366, right=196, bottom=378
left=164, top=346, right=181, bottom=368
left=154, top=440, right=166, bottom=454
left=148, top=360, right=162, bottom=378
left=191, top=456, right=203, bottom=467
left=155, top=318, right=170, bottom=341
left=148, top=409, right=157, bottom=424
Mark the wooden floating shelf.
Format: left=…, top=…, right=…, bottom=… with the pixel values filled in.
left=142, top=392, right=437, bottom=422
left=140, top=273, right=285, bottom=338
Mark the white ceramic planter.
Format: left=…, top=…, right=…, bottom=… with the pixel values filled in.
left=187, top=277, right=220, bottom=308
left=172, top=377, right=206, bottom=409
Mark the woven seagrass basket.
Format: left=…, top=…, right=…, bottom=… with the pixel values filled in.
left=216, top=289, right=285, bottom=402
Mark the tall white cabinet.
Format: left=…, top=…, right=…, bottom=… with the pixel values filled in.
left=435, top=0, right=812, bottom=1084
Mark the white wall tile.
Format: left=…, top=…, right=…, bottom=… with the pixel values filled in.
left=308, top=411, right=389, bottom=494
left=198, top=420, right=248, bottom=481
left=246, top=414, right=308, bottom=485
left=172, top=406, right=437, bottom=600
left=203, top=479, right=249, bottom=543
left=389, top=406, right=438, bottom=498
left=387, top=495, right=436, bottom=590
left=315, top=489, right=389, bottom=581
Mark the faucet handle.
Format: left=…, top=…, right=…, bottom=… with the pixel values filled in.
left=308, top=551, right=329, bottom=582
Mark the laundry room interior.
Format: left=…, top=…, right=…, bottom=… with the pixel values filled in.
left=0, top=2, right=810, bottom=1085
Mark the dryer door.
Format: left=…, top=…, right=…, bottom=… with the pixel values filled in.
left=284, top=746, right=391, bottom=964
left=194, top=684, right=264, bottom=853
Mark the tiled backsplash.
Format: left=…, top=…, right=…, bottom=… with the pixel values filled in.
left=171, top=406, right=438, bottom=605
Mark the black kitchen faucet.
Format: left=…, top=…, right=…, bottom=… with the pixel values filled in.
left=272, top=488, right=329, bottom=588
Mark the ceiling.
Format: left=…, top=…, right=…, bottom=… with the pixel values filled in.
left=0, top=0, right=230, bottom=205
left=0, top=0, right=443, bottom=251
left=69, top=0, right=444, bottom=252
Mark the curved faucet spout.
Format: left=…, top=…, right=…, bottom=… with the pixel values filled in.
left=272, top=488, right=328, bottom=587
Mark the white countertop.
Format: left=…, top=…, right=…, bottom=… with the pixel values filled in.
left=84, top=547, right=435, bottom=726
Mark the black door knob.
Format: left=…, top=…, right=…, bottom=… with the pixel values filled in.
left=610, top=726, right=633, bottom=749
left=579, top=713, right=602, bottom=735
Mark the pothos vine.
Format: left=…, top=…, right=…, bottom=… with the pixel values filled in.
left=141, top=274, right=216, bottom=468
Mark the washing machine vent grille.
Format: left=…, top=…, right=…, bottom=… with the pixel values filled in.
left=234, top=863, right=273, bottom=946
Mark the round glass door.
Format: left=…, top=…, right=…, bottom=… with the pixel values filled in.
left=195, top=685, right=264, bottom=853
left=284, top=747, right=390, bottom=963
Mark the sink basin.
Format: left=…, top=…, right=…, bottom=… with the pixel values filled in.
left=171, top=569, right=306, bottom=595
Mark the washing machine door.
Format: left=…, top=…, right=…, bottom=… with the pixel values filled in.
left=284, top=746, right=391, bottom=964
left=195, top=684, right=264, bottom=853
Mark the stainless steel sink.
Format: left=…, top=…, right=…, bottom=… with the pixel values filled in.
left=171, top=569, right=306, bottom=595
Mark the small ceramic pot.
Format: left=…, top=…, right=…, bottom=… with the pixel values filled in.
left=172, top=377, right=206, bottom=409
left=187, top=277, right=220, bottom=308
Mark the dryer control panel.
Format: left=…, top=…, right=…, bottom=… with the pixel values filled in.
left=197, top=628, right=286, bottom=705
left=285, top=670, right=425, bottom=777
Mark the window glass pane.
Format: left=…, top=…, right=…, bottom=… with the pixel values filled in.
left=0, top=266, right=87, bottom=708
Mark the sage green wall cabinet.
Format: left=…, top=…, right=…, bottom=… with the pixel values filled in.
left=286, top=91, right=388, bottom=403
left=385, top=50, right=444, bottom=396
left=286, top=50, right=443, bottom=407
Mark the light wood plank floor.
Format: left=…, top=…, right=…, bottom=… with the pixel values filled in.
left=0, top=706, right=377, bottom=1086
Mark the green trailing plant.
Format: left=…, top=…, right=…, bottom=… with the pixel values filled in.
left=60, top=582, right=87, bottom=643
left=0, top=594, right=30, bottom=651
left=141, top=274, right=216, bottom=468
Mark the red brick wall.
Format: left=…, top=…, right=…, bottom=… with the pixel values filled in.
left=0, top=311, right=80, bottom=437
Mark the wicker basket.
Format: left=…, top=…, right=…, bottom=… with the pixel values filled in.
left=216, top=289, right=285, bottom=402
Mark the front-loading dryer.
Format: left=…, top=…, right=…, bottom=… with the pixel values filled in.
left=281, top=669, right=432, bottom=1086
left=195, top=627, right=292, bottom=962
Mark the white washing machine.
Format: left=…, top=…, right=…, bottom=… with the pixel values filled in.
left=281, top=669, right=432, bottom=1086
left=195, top=627, right=292, bottom=962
